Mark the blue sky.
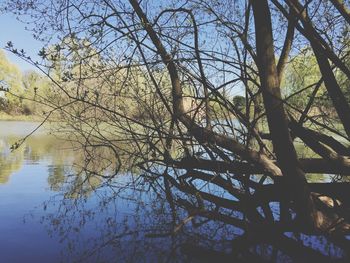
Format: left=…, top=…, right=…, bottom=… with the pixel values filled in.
left=0, top=13, right=42, bottom=72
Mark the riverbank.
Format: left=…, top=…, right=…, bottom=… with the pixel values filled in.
left=0, top=112, right=42, bottom=122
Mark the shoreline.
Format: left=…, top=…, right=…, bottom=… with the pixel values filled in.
left=0, top=112, right=42, bottom=122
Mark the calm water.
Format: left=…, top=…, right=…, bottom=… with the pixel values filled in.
left=0, top=121, right=348, bottom=262
left=0, top=121, right=209, bottom=262
left=0, top=121, right=148, bottom=262
left=0, top=121, right=89, bottom=262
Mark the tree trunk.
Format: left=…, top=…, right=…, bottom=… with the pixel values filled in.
left=251, top=0, right=318, bottom=228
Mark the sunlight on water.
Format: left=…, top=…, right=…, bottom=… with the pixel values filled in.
left=0, top=121, right=348, bottom=262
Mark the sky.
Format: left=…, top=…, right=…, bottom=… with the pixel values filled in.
left=0, top=13, right=42, bottom=72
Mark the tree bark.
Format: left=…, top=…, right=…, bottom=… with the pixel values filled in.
left=277, top=17, right=295, bottom=81
left=251, top=0, right=317, bottom=227
left=172, top=157, right=350, bottom=175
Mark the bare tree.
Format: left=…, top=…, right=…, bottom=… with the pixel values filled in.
left=2, top=0, right=350, bottom=259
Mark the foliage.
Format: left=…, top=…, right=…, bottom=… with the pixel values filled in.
left=0, top=50, right=53, bottom=117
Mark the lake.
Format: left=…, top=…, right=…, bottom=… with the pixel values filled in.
left=0, top=121, right=210, bottom=262
left=0, top=121, right=348, bottom=262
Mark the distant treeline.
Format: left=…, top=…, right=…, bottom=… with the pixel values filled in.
left=1, top=46, right=347, bottom=121
left=0, top=50, right=52, bottom=117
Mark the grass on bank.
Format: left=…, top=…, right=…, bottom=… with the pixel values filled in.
left=0, top=112, right=42, bottom=121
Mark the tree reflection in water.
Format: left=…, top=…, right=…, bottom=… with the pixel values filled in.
left=39, top=159, right=349, bottom=262
left=1, top=130, right=349, bottom=261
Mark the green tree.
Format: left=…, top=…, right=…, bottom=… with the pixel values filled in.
left=0, top=50, right=23, bottom=113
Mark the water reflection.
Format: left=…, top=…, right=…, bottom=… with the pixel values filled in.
left=0, top=121, right=349, bottom=262
left=0, top=134, right=72, bottom=186
left=40, top=173, right=349, bottom=262
left=0, top=138, right=23, bottom=183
